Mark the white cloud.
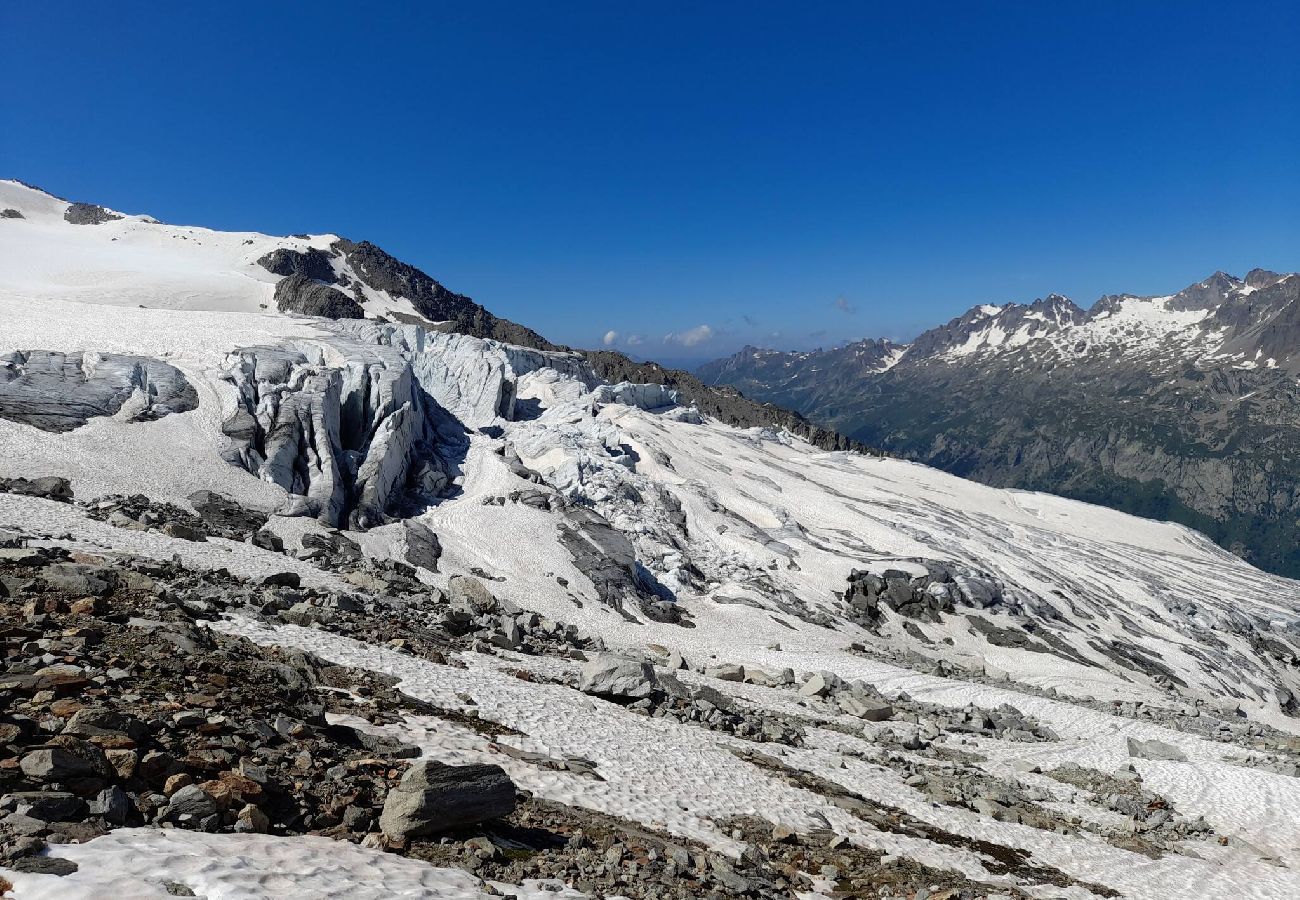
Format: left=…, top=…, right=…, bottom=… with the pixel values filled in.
left=626, top=334, right=645, bottom=346
left=602, top=330, right=619, bottom=346
left=663, top=324, right=715, bottom=347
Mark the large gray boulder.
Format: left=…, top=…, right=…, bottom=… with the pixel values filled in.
left=837, top=695, right=893, bottom=722
left=403, top=520, right=443, bottom=572
left=1126, top=737, right=1188, bottom=762
left=0, top=476, right=73, bottom=502
left=578, top=653, right=659, bottom=699
left=448, top=575, right=497, bottom=615
left=379, top=761, right=516, bottom=840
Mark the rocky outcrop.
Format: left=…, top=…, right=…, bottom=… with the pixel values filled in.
left=0, top=350, right=198, bottom=432
left=557, top=506, right=658, bottom=613
left=186, top=491, right=269, bottom=539
left=257, top=247, right=339, bottom=283
left=578, top=653, right=659, bottom=699
left=0, top=476, right=73, bottom=503
left=63, top=203, right=122, bottom=225
left=1, top=208, right=23, bottom=219
left=332, top=239, right=556, bottom=350
left=273, top=274, right=365, bottom=319
left=843, top=563, right=1008, bottom=627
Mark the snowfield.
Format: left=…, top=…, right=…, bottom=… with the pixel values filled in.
left=2, top=179, right=1299, bottom=898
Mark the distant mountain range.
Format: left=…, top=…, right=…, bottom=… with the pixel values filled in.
left=699, top=270, right=1300, bottom=576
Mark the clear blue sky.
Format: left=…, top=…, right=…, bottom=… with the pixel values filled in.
left=4, top=2, right=1298, bottom=365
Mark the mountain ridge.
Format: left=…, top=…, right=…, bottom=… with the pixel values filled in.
left=699, top=268, right=1300, bottom=576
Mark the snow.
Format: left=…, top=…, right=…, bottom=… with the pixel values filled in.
left=0, top=179, right=408, bottom=322
left=196, top=614, right=1300, bottom=900
left=2, top=829, right=591, bottom=900
left=3, top=182, right=1300, bottom=898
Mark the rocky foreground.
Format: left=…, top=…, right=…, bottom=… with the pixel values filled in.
left=3, top=477, right=1299, bottom=898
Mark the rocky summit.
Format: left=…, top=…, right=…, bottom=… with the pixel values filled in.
left=0, top=178, right=1298, bottom=899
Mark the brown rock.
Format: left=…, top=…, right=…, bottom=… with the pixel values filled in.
left=69, top=597, right=104, bottom=616
left=49, top=699, right=83, bottom=717
left=236, top=803, right=269, bottom=834
left=216, top=770, right=263, bottom=801
left=105, top=749, right=138, bottom=779
left=164, top=773, right=194, bottom=796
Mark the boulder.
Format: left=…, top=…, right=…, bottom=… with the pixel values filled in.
left=20, top=742, right=112, bottom=782
left=261, top=571, right=301, bottom=589
left=403, top=520, right=442, bottom=572
left=1126, top=737, right=1188, bottom=762
left=3, top=791, right=87, bottom=822
left=167, top=784, right=217, bottom=821
left=448, top=575, right=497, bottom=615
left=0, top=476, right=73, bottom=502
left=797, top=673, right=832, bottom=698
left=706, top=664, right=745, bottom=682
left=161, top=521, right=208, bottom=542
left=578, top=653, right=659, bottom=699
left=379, top=761, right=516, bottom=840
left=837, top=695, right=893, bottom=722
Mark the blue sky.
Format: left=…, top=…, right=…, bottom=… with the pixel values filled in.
left=4, top=2, right=1298, bottom=366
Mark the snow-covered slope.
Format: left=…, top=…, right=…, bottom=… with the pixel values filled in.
left=3, top=186, right=1299, bottom=899
left=0, top=179, right=552, bottom=347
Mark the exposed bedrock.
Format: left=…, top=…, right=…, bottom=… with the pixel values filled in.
left=256, top=247, right=339, bottom=283
left=63, top=202, right=122, bottom=225
left=273, top=274, right=365, bottom=320
left=0, top=350, right=198, bottom=433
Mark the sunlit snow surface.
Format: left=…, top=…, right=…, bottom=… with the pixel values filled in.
left=2, top=178, right=1299, bottom=898
left=3, top=829, right=591, bottom=899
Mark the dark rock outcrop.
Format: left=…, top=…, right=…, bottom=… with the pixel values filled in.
left=0, top=476, right=73, bottom=503
left=256, top=247, right=339, bottom=283
left=186, top=491, right=269, bottom=539
left=273, top=274, right=365, bottom=320
left=333, top=239, right=555, bottom=350
left=63, top=203, right=122, bottom=225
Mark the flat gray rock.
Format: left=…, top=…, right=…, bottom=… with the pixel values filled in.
left=1126, top=737, right=1188, bottom=762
